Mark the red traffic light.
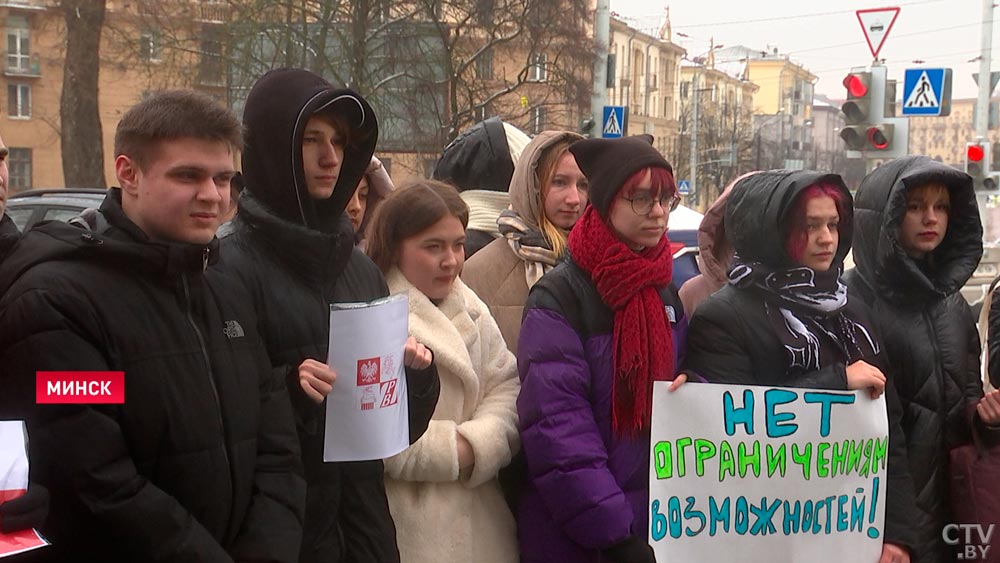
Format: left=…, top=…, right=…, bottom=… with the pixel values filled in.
left=843, top=73, right=869, bottom=98
left=968, top=144, right=985, bottom=162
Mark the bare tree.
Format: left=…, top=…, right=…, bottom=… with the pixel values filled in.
left=61, top=0, right=107, bottom=188
left=674, top=91, right=755, bottom=210
left=111, top=0, right=593, bottom=165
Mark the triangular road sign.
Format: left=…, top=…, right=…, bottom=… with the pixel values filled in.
left=856, top=7, right=900, bottom=60
left=903, top=70, right=940, bottom=109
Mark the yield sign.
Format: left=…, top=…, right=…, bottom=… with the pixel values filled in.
left=856, top=7, right=900, bottom=60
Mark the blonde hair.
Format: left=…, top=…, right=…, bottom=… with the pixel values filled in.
left=534, top=140, right=575, bottom=258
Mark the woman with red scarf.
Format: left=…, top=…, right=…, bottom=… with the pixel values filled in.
left=516, top=135, right=687, bottom=563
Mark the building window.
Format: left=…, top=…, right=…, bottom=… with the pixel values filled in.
left=531, top=105, right=546, bottom=134
left=139, top=31, right=162, bottom=62
left=474, top=101, right=492, bottom=122
left=8, top=83, right=31, bottom=118
left=198, top=26, right=225, bottom=86
left=8, top=148, right=31, bottom=191
left=680, top=82, right=689, bottom=99
left=528, top=53, right=547, bottom=82
left=475, top=48, right=493, bottom=80
left=6, top=15, right=30, bottom=73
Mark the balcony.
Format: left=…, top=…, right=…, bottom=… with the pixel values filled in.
left=5, top=58, right=40, bottom=78
left=197, top=3, right=230, bottom=23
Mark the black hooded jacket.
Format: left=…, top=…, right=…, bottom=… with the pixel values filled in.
left=432, top=117, right=515, bottom=257
left=844, top=156, right=992, bottom=562
left=682, top=170, right=918, bottom=553
left=218, top=69, right=440, bottom=563
left=0, top=189, right=305, bottom=562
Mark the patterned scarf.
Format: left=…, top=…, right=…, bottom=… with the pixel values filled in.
left=569, top=206, right=675, bottom=437
left=497, top=209, right=560, bottom=288
left=729, top=258, right=879, bottom=371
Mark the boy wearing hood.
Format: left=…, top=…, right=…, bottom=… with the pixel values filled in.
left=845, top=156, right=1000, bottom=562
left=0, top=90, right=305, bottom=562
left=218, top=68, right=440, bottom=563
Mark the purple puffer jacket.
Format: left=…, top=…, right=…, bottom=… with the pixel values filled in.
left=516, top=259, right=687, bottom=563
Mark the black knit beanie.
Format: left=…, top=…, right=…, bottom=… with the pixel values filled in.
left=569, top=134, right=674, bottom=218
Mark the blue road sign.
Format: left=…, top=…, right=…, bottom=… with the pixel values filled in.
left=902, top=68, right=951, bottom=116
left=602, top=106, right=626, bottom=138
left=677, top=180, right=691, bottom=195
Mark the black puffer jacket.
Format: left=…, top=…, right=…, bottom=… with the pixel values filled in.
left=0, top=190, right=305, bottom=562
left=219, top=69, right=440, bottom=563
left=682, top=170, right=918, bottom=553
left=844, top=156, right=988, bottom=562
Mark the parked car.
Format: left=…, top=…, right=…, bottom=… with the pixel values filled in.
left=669, top=204, right=703, bottom=288
left=6, top=188, right=106, bottom=231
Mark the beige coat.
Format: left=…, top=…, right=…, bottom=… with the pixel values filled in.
left=383, top=269, right=520, bottom=563
left=463, top=130, right=584, bottom=355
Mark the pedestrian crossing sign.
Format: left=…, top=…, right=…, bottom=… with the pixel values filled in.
left=902, top=68, right=952, bottom=116
left=602, top=106, right=627, bottom=138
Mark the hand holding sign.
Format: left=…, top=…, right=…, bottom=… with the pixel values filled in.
left=403, top=336, right=432, bottom=370
left=299, top=359, right=337, bottom=404
left=845, top=361, right=886, bottom=400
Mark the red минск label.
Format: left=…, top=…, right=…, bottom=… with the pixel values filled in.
left=36, top=371, right=125, bottom=404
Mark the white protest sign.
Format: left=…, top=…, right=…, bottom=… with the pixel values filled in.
left=0, top=420, right=48, bottom=558
left=649, top=382, right=887, bottom=563
left=323, top=295, right=410, bottom=462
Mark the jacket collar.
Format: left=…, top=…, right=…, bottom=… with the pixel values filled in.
left=235, top=189, right=354, bottom=290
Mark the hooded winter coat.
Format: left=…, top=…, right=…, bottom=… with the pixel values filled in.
left=0, top=189, right=305, bottom=562
left=463, top=130, right=584, bottom=356
left=677, top=172, right=759, bottom=315
left=844, top=156, right=992, bottom=562
left=382, top=270, right=520, bottom=563
left=218, top=69, right=440, bottom=563
left=432, top=117, right=530, bottom=257
left=682, top=170, right=918, bottom=554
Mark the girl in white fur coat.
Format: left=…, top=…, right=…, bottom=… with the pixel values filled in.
left=367, top=180, right=520, bottom=563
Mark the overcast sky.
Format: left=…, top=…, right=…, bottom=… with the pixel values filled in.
left=610, top=0, right=995, bottom=101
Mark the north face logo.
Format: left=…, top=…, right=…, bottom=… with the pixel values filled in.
left=223, top=320, right=246, bottom=339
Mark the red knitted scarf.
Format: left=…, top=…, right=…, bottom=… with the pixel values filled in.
left=568, top=206, right=675, bottom=437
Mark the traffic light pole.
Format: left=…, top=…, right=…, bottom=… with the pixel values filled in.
left=591, top=0, right=610, bottom=138
left=975, top=0, right=993, bottom=139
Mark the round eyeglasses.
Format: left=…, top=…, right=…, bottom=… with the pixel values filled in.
left=621, top=191, right=681, bottom=215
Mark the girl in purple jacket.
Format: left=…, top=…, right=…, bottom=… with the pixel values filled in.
left=516, top=135, right=687, bottom=563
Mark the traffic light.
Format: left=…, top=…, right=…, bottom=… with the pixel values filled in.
left=839, top=72, right=872, bottom=150
left=579, top=116, right=595, bottom=138
left=839, top=68, right=904, bottom=155
left=866, top=123, right=894, bottom=152
left=966, top=142, right=996, bottom=190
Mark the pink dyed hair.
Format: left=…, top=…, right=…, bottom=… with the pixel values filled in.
left=784, top=182, right=848, bottom=264
left=617, top=166, right=677, bottom=201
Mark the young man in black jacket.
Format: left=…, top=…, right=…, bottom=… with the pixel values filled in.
left=0, top=91, right=305, bottom=562
left=218, top=68, right=440, bottom=563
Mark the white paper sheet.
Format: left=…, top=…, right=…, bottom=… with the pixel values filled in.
left=323, top=294, right=410, bottom=462
left=0, top=420, right=48, bottom=558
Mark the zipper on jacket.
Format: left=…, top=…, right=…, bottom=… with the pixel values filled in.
left=182, top=273, right=234, bottom=505
left=202, top=247, right=210, bottom=272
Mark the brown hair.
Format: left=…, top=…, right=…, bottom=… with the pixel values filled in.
left=114, top=90, right=243, bottom=171
left=366, top=179, right=469, bottom=273
left=534, top=139, right=575, bottom=258
left=310, top=107, right=353, bottom=148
